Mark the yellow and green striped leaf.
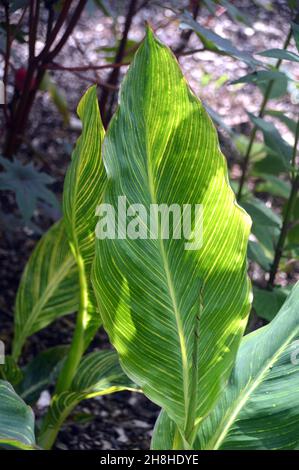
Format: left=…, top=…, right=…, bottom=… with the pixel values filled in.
left=92, top=29, right=251, bottom=442
left=63, top=85, right=106, bottom=347
left=13, top=220, right=79, bottom=360
left=0, top=380, right=35, bottom=449
left=152, top=283, right=299, bottom=450
left=38, top=350, right=138, bottom=449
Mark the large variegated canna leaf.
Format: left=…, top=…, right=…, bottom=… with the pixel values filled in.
left=63, top=85, right=106, bottom=347
left=92, top=29, right=251, bottom=443
left=0, top=380, right=36, bottom=449
left=152, top=282, right=299, bottom=450
left=38, top=350, right=138, bottom=449
left=13, top=220, right=79, bottom=360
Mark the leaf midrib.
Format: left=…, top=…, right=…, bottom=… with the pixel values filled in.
left=205, top=323, right=299, bottom=450
left=14, top=255, right=75, bottom=353
left=145, top=130, right=190, bottom=423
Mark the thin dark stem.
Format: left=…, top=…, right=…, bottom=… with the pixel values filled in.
left=44, top=61, right=129, bottom=72
left=237, top=27, right=293, bottom=201
left=268, top=119, right=299, bottom=287
left=3, top=3, right=11, bottom=123
left=3, top=0, right=86, bottom=157
left=28, top=0, right=39, bottom=61
left=46, top=0, right=87, bottom=62
left=36, top=0, right=72, bottom=62
left=46, top=5, right=54, bottom=41
left=99, top=0, right=138, bottom=126
left=174, top=1, right=201, bottom=54
left=176, top=47, right=205, bottom=57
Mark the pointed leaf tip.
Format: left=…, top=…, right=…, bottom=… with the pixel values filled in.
left=145, top=23, right=155, bottom=42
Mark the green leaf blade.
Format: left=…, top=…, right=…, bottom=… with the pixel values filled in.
left=0, top=380, right=35, bottom=449
left=92, top=30, right=252, bottom=436
left=197, top=282, right=299, bottom=450
left=63, top=85, right=106, bottom=346
left=38, top=350, right=137, bottom=448
left=13, top=220, right=79, bottom=360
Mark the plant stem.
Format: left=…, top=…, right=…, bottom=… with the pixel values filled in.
left=3, top=3, right=11, bottom=124
left=268, top=118, right=299, bottom=287
left=236, top=27, right=293, bottom=201
left=174, top=0, right=201, bottom=54
left=55, top=253, right=88, bottom=394
left=38, top=251, right=89, bottom=449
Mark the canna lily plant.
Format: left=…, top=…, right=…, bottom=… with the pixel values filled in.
left=0, top=28, right=299, bottom=451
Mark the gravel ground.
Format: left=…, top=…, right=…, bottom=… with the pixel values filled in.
left=0, top=0, right=298, bottom=450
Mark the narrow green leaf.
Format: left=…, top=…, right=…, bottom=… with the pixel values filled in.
left=180, top=12, right=260, bottom=67
left=265, top=110, right=298, bottom=135
left=231, top=70, right=289, bottom=99
left=247, top=240, right=272, bottom=271
left=13, top=220, right=79, bottom=360
left=249, top=114, right=292, bottom=169
left=0, top=380, right=35, bottom=449
left=241, top=196, right=281, bottom=228
left=92, top=30, right=251, bottom=437
left=63, top=85, right=106, bottom=347
left=258, top=48, right=299, bottom=63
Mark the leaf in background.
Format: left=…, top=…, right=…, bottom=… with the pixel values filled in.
left=257, top=48, right=299, bottom=63
left=255, top=175, right=291, bottom=199
left=153, top=283, right=299, bottom=450
left=253, top=152, right=287, bottom=176
left=231, top=70, right=289, bottom=99
left=40, top=72, right=70, bottom=126
left=0, top=22, right=26, bottom=44
left=38, top=350, right=137, bottom=448
left=0, top=380, right=35, bottom=449
left=63, top=85, right=106, bottom=348
left=233, top=134, right=265, bottom=161
left=241, top=197, right=280, bottom=271
left=100, top=39, right=140, bottom=64
left=253, top=284, right=291, bottom=321
left=249, top=114, right=293, bottom=169
left=92, top=29, right=251, bottom=438
left=204, top=103, right=234, bottom=136
left=17, top=346, right=68, bottom=405
left=247, top=240, right=272, bottom=271
left=241, top=196, right=281, bottom=228
left=220, top=0, right=253, bottom=26
left=13, top=220, right=79, bottom=360
left=0, top=157, right=59, bottom=223
left=180, top=12, right=260, bottom=67
left=265, top=109, right=298, bottom=135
